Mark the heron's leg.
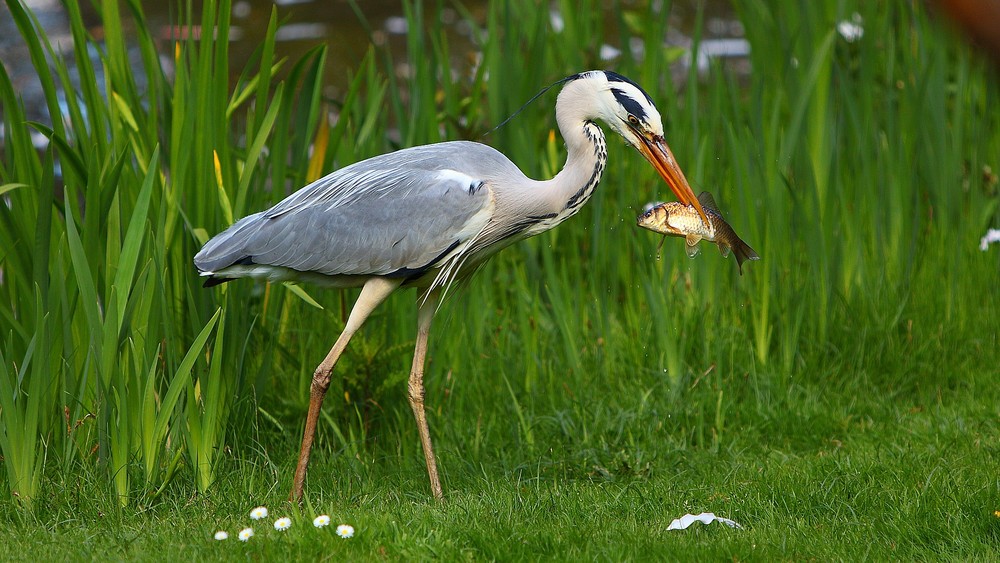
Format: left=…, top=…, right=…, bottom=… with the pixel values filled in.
left=409, top=291, right=443, bottom=501
left=290, top=277, right=401, bottom=502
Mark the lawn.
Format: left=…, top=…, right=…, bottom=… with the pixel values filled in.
left=1, top=0, right=998, bottom=559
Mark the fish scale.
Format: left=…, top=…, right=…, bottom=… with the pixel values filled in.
left=665, top=205, right=719, bottom=239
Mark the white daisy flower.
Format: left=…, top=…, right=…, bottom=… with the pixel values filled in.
left=238, top=527, right=254, bottom=541
left=274, top=517, right=292, bottom=531
left=313, top=515, right=331, bottom=528
left=249, top=506, right=268, bottom=520
left=213, top=531, right=229, bottom=541
left=336, top=524, right=355, bottom=539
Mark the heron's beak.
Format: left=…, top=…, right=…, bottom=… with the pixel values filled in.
left=636, top=134, right=709, bottom=227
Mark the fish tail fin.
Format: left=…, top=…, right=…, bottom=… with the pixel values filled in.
left=731, top=236, right=760, bottom=275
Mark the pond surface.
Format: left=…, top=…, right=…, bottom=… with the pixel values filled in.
left=206, top=1, right=740, bottom=92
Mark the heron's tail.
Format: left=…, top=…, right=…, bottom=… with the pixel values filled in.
left=193, top=212, right=263, bottom=275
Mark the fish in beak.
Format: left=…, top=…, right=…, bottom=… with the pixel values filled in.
left=637, top=191, right=760, bottom=275
left=635, top=134, right=710, bottom=228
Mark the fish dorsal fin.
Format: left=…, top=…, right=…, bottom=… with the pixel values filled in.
left=697, top=191, right=719, bottom=214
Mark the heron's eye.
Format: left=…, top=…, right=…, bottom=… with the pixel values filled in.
left=627, top=115, right=640, bottom=127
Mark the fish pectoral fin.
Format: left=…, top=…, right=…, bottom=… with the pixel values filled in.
left=685, top=234, right=702, bottom=257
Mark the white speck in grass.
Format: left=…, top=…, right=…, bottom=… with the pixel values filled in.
left=214, top=531, right=229, bottom=541
left=313, top=515, right=331, bottom=528
left=836, top=13, right=864, bottom=42
left=549, top=9, right=564, bottom=33
left=980, top=228, right=1000, bottom=251
left=599, top=44, right=621, bottom=61
left=384, top=16, right=408, bottom=35
left=250, top=506, right=268, bottom=520
left=336, top=524, right=355, bottom=538
left=667, top=512, right=743, bottom=531
left=274, top=517, right=292, bottom=531
left=238, top=527, right=254, bottom=541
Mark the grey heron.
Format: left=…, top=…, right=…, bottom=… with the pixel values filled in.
left=194, top=70, right=706, bottom=502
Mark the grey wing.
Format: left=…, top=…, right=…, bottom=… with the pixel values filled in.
left=194, top=149, right=496, bottom=280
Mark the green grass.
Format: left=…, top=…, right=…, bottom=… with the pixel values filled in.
left=0, top=340, right=997, bottom=560
left=2, top=0, right=1000, bottom=559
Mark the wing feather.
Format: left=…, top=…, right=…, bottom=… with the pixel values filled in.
left=194, top=142, right=507, bottom=281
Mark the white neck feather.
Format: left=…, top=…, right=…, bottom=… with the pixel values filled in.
left=523, top=77, right=610, bottom=234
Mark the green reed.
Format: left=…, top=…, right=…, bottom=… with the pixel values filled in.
left=0, top=0, right=341, bottom=504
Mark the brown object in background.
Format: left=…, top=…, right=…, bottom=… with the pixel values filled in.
left=929, top=0, right=1000, bottom=67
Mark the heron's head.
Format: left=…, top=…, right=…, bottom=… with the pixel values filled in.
left=564, top=70, right=708, bottom=224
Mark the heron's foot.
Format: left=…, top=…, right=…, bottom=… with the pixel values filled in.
left=289, top=471, right=306, bottom=503
left=289, top=367, right=334, bottom=503
left=408, top=380, right=444, bottom=502
left=429, top=466, right=444, bottom=502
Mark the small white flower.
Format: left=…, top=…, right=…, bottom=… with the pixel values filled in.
left=274, top=517, right=292, bottom=531
left=313, top=515, right=331, bottom=528
left=213, top=531, right=229, bottom=541
left=336, top=524, right=355, bottom=538
left=238, top=527, right=254, bottom=541
left=836, top=12, right=864, bottom=43
left=249, top=506, right=268, bottom=520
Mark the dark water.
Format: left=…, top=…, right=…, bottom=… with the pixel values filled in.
left=1, top=0, right=746, bottom=136
left=204, top=0, right=742, bottom=97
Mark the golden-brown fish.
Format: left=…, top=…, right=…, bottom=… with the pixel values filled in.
left=637, top=191, right=760, bottom=274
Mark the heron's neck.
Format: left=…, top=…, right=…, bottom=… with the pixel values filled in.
left=554, top=118, right=607, bottom=215
left=497, top=78, right=611, bottom=241
left=527, top=112, right=607, bottom=234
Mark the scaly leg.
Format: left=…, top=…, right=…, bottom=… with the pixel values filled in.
left=408, top=290, right=443, bottom=500
left=290, top=277, right=401, bottom=502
